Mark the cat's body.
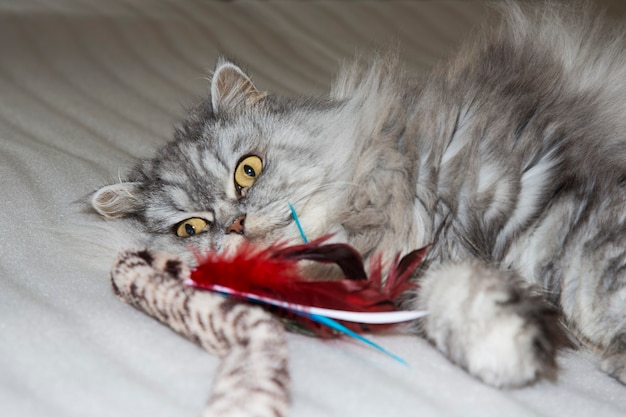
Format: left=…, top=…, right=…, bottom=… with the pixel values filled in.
left=93, top=3, right=626, bottom=389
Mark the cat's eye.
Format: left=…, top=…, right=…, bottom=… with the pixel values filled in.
left=234, top=155, right=263, bottom=194
left=176, top=217, right=209, bottom=238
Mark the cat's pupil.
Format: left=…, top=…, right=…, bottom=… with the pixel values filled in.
left=244, top=165, right=256, bottom=177
left=185, top=223, right=196, bottom=236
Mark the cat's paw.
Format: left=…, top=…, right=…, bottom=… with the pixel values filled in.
left=416, top=263, right=560, bottom=388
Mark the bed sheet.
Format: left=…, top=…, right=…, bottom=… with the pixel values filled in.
left=2, top=1, right=626, bottom=416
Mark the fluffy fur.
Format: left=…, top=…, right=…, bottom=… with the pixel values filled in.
left=93, top=1, right=626, bottom=390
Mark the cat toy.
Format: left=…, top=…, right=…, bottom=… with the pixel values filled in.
left=186, top=203, right=428, bottom=363
left=109, top=205, right=429, bottom=416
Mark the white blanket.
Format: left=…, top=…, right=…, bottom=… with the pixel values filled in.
left=2, top=1, right=626, bottom=416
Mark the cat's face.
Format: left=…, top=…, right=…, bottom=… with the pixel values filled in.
left=92, top=60, right=355, bottom=263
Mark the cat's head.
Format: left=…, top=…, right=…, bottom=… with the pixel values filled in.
left=91, top=59, right=357, bottom=263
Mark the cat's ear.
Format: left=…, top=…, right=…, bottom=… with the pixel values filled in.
left=210, top=59, right=266, bottom=113
left=91, top=182, right=142, bottom=219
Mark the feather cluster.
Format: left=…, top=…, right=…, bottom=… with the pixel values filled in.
left=188, top=236, right=426, bottom=337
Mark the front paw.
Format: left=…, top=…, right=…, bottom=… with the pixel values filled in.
left=417, top=263, right=560, bottom=388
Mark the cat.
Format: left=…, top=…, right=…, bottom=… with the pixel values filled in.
left=92, top=1, right=626, bottom=391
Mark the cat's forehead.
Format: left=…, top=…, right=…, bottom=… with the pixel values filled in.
left=156, top=117, right=261, bottom=170
left=143, top=117, right=268, bottom=199
left=206, top=118, right=268, bottom=160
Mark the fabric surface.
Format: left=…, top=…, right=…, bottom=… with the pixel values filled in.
left=2, top=1, right=626, bottom=416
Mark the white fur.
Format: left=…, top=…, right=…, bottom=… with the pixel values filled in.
left=418, top=263, right=548, bottom=387
left=441, top=107, right=475, bottom=166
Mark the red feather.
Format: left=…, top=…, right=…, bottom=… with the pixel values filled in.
left=188, top=236, right=426, bottom=337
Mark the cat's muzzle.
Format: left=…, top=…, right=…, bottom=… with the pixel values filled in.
left=226, top=214, right=246, bottom=235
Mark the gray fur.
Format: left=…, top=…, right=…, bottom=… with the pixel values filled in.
left=93, top=2, right=626, bottom=388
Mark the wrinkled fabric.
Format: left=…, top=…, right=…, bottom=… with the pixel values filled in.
left=2, top=1, right=626, bottom=416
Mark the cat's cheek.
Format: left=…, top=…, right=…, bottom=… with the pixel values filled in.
left=241, top=213, right=288, bottom=243
left=242, top=213, right=273, bottom=237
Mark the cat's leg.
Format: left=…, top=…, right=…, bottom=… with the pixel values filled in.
left=565, top=278, right=626, bottom=385
left=111, top=250, right=290, bottom=417
left=559, top=237, right=626, bottom=385
left=414, top=262, right=562, bottom=388
left=600, top=336, right=626, bottom=384
left=544, top=194, right=626, bottom=385
left=569, top=283, right=626, bottom=385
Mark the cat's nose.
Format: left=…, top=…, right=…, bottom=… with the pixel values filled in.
left=226, top=214, right=246, bottom=235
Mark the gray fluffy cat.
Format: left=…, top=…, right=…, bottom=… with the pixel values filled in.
left=92, top=2, right=626, bottom=388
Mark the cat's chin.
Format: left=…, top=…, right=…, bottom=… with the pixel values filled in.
left=221, top=233, right=248, bottom=255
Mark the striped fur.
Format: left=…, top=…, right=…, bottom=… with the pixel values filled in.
left=93, top=2, right=626, bottom=392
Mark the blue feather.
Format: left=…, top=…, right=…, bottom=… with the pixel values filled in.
left=305, top=312, right=409, bottom=366
left=287, top=202, right=408, bottom=365
left=288, top=201, right=309, bottom=243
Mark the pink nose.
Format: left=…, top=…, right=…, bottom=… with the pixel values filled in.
left=226, top=214, right=246, bottom=234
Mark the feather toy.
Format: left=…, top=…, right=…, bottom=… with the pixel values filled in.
left=185, top=204, right=428, bottom=363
